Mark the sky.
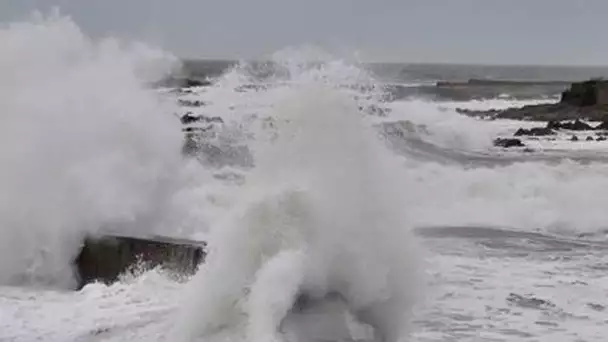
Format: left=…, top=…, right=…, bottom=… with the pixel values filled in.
left=1, top=0, right=608, bottom=65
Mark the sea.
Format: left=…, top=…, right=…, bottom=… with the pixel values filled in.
left=2, top=14, right=608, bottom=342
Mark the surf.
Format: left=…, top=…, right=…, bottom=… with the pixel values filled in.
left=173, top=59, right=422, bottom=342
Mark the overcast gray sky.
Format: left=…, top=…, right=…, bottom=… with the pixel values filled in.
left=1, top=0, right=608, bottom=65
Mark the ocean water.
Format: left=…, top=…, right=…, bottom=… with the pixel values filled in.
left=2, top=14, right=608, bottom=342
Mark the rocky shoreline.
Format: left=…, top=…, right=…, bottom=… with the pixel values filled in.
left=458, top=79, right=608, bottom=122
left=453, top=79, right=608, bottom=149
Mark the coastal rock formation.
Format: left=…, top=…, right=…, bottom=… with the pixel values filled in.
left=547, top=119, right=593, bottom=131
left=561, top=79, right=608, bottom=107
left=594, top=121, right=608, bottom=130
left=177, top=99, right=206, bottom=107
left=180, top=113, right=224, bottom=125
left=514, top=127, right=555, bottom=136
left=457, top=79, right=608, bottom=122
left=493, top=138, right=525, bottom=148
left=74, top=235, right=206, bottom=290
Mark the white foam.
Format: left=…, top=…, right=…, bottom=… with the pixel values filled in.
left=0, top=12, right=211, bottom=288
left=174, top=57, right=422, bottom=342
left=2, top=13, right=608, bottom=342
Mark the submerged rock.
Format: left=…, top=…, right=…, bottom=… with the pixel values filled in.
left=74, top=235, right=206, bottom=290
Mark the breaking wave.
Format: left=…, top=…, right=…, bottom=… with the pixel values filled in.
left=0, top=12, right=189, bottom=288
left=174, top=54, right=421, bottom=342
left=3, top=11, right=608, bottom=342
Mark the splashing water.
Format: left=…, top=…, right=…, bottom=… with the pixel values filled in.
left=5, top=11, right=608, bottom=342
left=0, top=12, right=187, bottom=288
left=174, top=59, right=422, bottom=342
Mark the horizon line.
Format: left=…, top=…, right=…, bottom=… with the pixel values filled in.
left=178, top=58, right=608, bottom=68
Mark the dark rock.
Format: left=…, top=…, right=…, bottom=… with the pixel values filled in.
left=507, top=293, right=555, bottom=309
left=183, top=78, right=212, bottom=88
left=514, top=127, right=555, bottom=136
left=180, top=113, right=224, bottom=125
left=587, top=303, right=605, bottom=312
left=586, top=136, right=595, bottom=141
left=547, top=119, right=593, bottom=131
left=561, top=79, right=608, bottom=107
left=597, top=136, right=607, bottom=141
left=182, top=126, right=212, bottom=133
left=74, top=235, right=206, bottom=290
left=595, top=121, right=608, bottom=130
left=494, top=138, right=525, bottom=148
left=572, top=119, right=593, bottom=130
left=359, top=104, right=391, bottom=117
left=570, top=135, right=579, bottom=141
left=156, top=77, right=212, bottom=89
left=178, top=99, right=206, bottom=107
left=523, top=147, right=535, bottom=153
left=458, top=95, right=608, bottom=124
left=546, top=120, right=561, bottom=130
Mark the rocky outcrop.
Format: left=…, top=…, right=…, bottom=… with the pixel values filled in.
left=180, top=113, right=224, bottom=125
left=458, top=103, right=608, bottom=122
left=178, top=99, right=206, bottom=107
left=561, top=79, right=608, bottom=107
left=547, top=119, right=593, bottom=131
left=595, top=121, right=608, bottom=130
left=514, top=127, right=555, bottom=136
left=493, top=138, right=525, bottom=148
left=457, top=79, right=608, bottom=122
left=74, top=235, right=206, bottom=290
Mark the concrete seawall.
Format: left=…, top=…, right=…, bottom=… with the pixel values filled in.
left=74, top=234, right=206, bottom=290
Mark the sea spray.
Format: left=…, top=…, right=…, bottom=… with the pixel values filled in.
left=0, top=13, right=185, bottom=288
left=175, top=59, right=422, bottom=342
